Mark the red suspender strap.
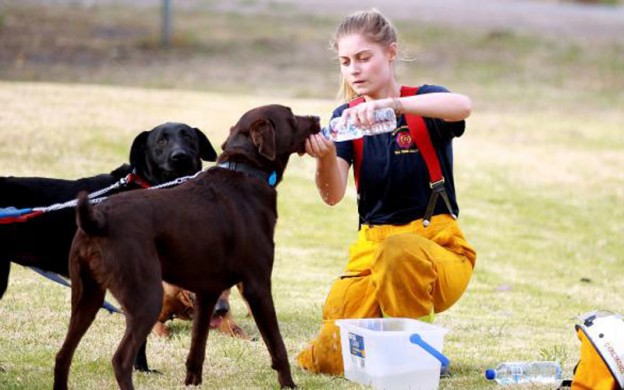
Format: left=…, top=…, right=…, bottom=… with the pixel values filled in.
left=400, top=86, right=443, bottom=184
left=350, top=87, right=455, bottom=226
left=400, top=86, right=456, bottom=226
left=349, top=97, right=366, bottom=191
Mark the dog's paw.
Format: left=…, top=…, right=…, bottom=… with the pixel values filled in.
left=218, top=317, right=251, bottom=340
left=137, top=368, right=162, bottom=375
left=152, top=321, right=169, bottom=338
left=279, top=379, right=296, bottom=389
left=184, top=371, right=202, bottom=386
left=230, top=323, right=249, bottom=339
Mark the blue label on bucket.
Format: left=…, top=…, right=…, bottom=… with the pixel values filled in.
left=348, top=333, right=365, bottom=358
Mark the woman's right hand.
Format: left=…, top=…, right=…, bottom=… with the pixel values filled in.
left=305, top=133, right=335, bottom=160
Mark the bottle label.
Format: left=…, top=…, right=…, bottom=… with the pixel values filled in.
left=348, top=332, right=366, bottom=368
left=489, top=362, right=562, bottom=385
left=321, top=123, right=363, bottom=142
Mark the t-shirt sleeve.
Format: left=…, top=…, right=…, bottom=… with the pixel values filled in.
left=418, top=84, right=466, bottom=140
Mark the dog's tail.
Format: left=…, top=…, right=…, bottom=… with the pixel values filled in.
left=76, top=191, right=106, bottom=236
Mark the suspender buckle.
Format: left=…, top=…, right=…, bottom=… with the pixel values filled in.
left=423, top=178, right=457, bottom=228
left=429, top=178, right=445, bottom=190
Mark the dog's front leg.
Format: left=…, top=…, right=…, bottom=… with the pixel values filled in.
left=185, top=292, right=218, bottom=386
left=243, top=282, right=296, bottom=388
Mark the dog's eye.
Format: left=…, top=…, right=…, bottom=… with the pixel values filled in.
left=157, top=138, right=167, bottom=147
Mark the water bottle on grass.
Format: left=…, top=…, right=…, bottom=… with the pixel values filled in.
left=485, top=361, right=562, bottom=385
left=321, top=107, right=397, bottom=142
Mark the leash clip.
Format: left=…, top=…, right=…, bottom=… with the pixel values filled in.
left=120, top=174, right=131, bottom=186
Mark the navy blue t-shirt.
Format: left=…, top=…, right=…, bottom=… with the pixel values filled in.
left=334, top=84, right=465, bottom=226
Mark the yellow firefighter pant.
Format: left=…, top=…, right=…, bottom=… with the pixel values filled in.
left=297, top=214, right=476, bottom=375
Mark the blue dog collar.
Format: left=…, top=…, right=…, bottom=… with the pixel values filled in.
left=267, top=171, right=277, bottom=186
left=218, top=162, right=278, bottom=187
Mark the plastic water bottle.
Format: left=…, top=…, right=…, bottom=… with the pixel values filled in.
left=485, top=361, right=562, bottom=385
left=321, top=107, right=397, bottom=142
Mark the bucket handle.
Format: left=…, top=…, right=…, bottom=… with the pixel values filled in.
left=409, top=333, right=450, bottom=369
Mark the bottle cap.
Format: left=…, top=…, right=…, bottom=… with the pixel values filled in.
left=484, top=369, right=496, bottom=380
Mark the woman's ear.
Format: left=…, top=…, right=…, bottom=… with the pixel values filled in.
left=387, top=42, right=398, bottom=61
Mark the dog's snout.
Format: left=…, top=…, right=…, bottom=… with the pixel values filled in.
left=214, top=298, right=230, bottom=316
left=170, top=150, right=190, bottom=162
left=309, top=115, right=321, bottom=133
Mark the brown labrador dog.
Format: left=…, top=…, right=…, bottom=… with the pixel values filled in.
left=152, top=282, right=196, bottom=337
left=156, top=285, right=251, bottom=340
left=53, top=105, right=320, bottom=389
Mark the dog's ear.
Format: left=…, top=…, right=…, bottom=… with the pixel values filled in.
left=220, top=127, right=234, bottom=153
left=129, top=131, right=150, bottom=172
left=177, top=290, right=195, bottom=308
left=193, top=128, right=218, bottom=162
left=250, top=119, right=276, bottom=160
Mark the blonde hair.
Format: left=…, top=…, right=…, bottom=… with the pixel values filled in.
left=331, top=9, right=398, bottom=102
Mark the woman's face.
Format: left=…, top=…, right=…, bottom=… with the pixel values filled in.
left=337, top=33, right=396, bottom=99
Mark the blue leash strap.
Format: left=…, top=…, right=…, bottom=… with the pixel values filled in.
left=28, top=267, right=122, bottom=314
left=29, top=267, right=70, bottom=287
left=0, top=207, right=32, bottom=218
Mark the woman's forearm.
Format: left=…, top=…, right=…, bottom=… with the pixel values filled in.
left=305, top=133, right=349, bottom=205
left=315, top=153, right=348, bottom=206
left=382, top=92, right=472, bottom=122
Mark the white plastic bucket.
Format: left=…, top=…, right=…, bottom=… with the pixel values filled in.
left=336, top=318, right=449, bottom=390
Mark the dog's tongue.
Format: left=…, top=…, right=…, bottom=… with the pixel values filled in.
left=210, top=316, right=223, bottom=329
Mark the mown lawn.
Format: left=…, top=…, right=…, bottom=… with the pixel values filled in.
left=0, top=2, right=623, bottom=389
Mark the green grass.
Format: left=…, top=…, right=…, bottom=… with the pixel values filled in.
left=0, top=79, right=622, bottom=389
left=1, top=1, right=624, bottom=389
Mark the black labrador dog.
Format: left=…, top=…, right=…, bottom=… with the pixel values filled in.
left=53, top=105, right=319, bottom=389
left=0, top=122, right=217, bottom=371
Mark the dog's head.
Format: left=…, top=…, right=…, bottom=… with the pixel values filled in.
left=161, top=282, right=195, bottom=322
left=172, top=289, right=195, bottom=321
left=129, top=122, right=217, bottom=185
left=219, top=105, right=320, bottom=185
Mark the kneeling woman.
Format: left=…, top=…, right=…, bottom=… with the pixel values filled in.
left=299, top=8, right=477, bottom=374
